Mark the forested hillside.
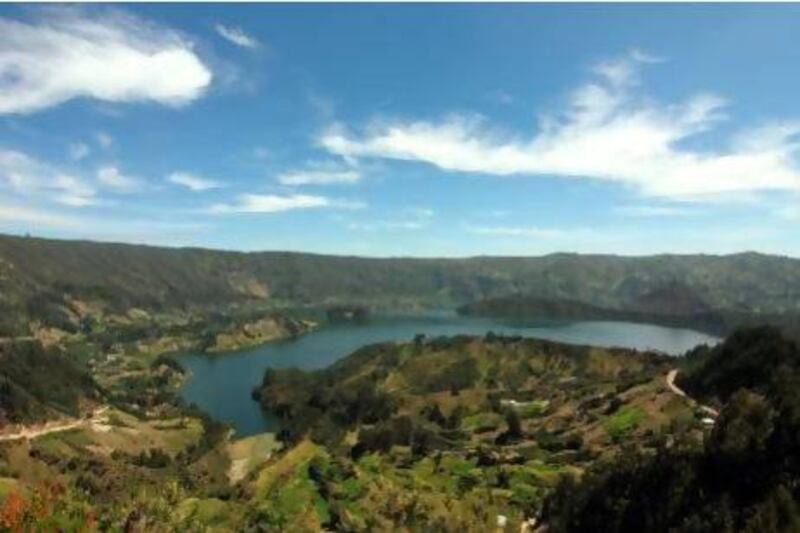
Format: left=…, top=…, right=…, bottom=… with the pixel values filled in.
left=0, top=339, right=100, bottom=424
left=459, top=294, right=800, bottom=339
left=249, top=334, right=686, bottom=529
left=541, top=327, right=800, bottom=532
left=2, top=234, right=800, bottom=336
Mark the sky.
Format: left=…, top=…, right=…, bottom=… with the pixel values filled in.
left=2, top=4, right=800, bottom=257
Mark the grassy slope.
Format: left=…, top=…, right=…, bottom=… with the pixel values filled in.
left=540, top=327, right=800, bottom=532
left=0, top=332, right=723, bottom=530
left=251, top=335, right=707, bottom=530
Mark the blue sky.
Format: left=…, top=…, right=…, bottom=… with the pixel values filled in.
left=2, top=4, right=800, bottom=257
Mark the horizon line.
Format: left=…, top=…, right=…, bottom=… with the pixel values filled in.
left=0, top=231, right=796, bottom=262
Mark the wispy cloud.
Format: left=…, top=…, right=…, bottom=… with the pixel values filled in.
left=1, top=149, right=150, bottom=206
left=0, top=148, right=98, bottom=207
left=465, top=224, right=563, bottom=239
left=252, top=147, right=272, bottom=160
left=306, top=90, right=336, bottom=120
left=0, top=204, right=85, bottom=228
left=214, top=24, right=259, bottom=49
left=167, top=172, right=224, bottom=191
left=0, top=204, right=211, bottom=245
left=0, top=8, right=212, bottom=114
left=406, top=207, right=435, bottom=219
left=777, top=205, right=800, bottom=220
left=96, top=166, right=141, bottom=192
left=346, top=206, right=435, bottom=232
left=348, top=221, right=426, bottom=231
left=68, top=142, right=90, bottom=161
left=483, top=209, right=509, bottom=219
left=488, top=90, right=515, bottom=105
left=615, top=205, right=697, bottom=217
left=209, top=193, right=364, bottom=214
left=319, top=50, right=800, bottom=202
left=95, top=132, right=113, bottom=149
left=53, top=175, right=98, bottom=207
left=276, top=161, right=362, bottom=186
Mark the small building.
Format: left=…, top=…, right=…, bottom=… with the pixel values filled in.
left=497, top=514, right=508, bottom=529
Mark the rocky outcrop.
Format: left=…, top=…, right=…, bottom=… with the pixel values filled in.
left=205, top=314, right=317, bottom=353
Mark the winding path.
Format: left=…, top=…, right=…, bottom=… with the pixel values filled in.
left=0, top=407, right=109, bottom=442
left=666, top=370, right=719, bottom=418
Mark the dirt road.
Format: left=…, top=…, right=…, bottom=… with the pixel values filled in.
left=0, top=407, right=109, bottom=442
left=666, top=370, right=719, bottom=418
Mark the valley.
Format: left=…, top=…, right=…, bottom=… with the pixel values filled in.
left=176, top=313, right=715, bottom=437
left=3, top=4, right=799, bottom=530
left=0, top=235, right=796, bottom=531
left=0, top=304, right=718, bottom=530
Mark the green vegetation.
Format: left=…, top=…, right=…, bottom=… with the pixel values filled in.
left=459, top=293, right=730, bottom=333
left=603, top=405, right=643, bottom=439
left=250, top=334, right=693, bottom=528
left=2, top=233, right=800, bottom=530
left=2, top=325, right=797, bottom=531
left=542, top=327, right=800, bottom=532
left=460, top=293, right=800, bottom=340
left=3, top=234, right=800, bottom=337
left=680, top=325, right=800, bottom=401
left=0, top=339, right=99, bottom=424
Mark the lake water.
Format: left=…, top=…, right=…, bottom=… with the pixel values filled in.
left=176, top=313, right=718, bottom=438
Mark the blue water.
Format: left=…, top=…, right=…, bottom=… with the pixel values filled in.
left=176, top=313, right=718, bottom=437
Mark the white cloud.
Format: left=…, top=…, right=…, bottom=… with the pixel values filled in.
left=0, top=148, right=97, bottom=206
left=319, top=51, right=800, bottom=202
left=0, top=204, right=210, bottom=244
left=306, top=90, right=336, bottom=120
left=210, top=193, right=364, bottom=214
left=394, top=206, right=432, bottom=218
left=53, top=174, right=98, bottom=206
left=96, top=166, right=140, bottom=192
left=276, top=164, right=362, bottom=186
left=252, top=147, right=272, bottom=160
left=330, top=199, right=366, bottom=210
left=777, top=205, right=800, bottom=220
left=0, top=9, right=212, bottom=114
left=348, top=221, right=425, bottom=231
left=484, top=209, right=509, bottom=219
left=2, top=150, right=147, bottom=206
left=167, top=172, right=223, bottom=191
left=68, top=142, right=90, bottom=161
left=96, top=132, right=113, bottom=149
left=0, top=204, right=84, bottom=228
left=615, top=205, right=697, bottom=217
left=465, top=224, right=563, bottom=239
left=489, top=90, right=515, bottom=105
left=345, top=206, right=434, bottom=232
left=214, top=24, right=259, bottom=49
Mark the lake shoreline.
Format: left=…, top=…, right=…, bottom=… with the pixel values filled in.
left=175, top=314, right=719, bottom=438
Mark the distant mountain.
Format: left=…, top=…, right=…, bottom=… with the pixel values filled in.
left=2, top=233, right=800, bottom=336
left=458, top=294, right=731, bottom=333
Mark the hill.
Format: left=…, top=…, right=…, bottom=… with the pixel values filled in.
left=458, top=294, right=730, bottom=333
left=0, top=339, right=100, bottom=425
left=250, top=334, right=700, bottom=529
left=541, top=327, right=800, bottom=532
left=0, top=326, right=793, bottom=531
left=2, top=233, right=800, bottom=336
left=458, top=294, right=800, bottom=339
